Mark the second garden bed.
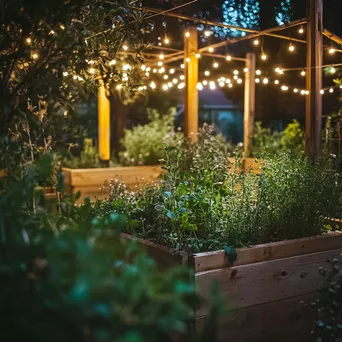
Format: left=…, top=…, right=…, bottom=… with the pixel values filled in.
left=123, top=230, right=342, bottom=342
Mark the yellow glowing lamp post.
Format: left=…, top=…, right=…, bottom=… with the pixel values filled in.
left=184, top=27, right=199, bottom=143
left=98, top=80, right=111, bottom=161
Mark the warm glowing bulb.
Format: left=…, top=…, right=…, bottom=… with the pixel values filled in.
left=289, top=44, right=295, bottom=52
left=173, top=78, right=178, bottom=84
left=219, top=81, right=225, bottom=87
left=159, top=54, right=164, bottom=60
left=226, top=55, right=232, bottom=61
left=88, top=68, right=96, bottom=74
left=299, top=27, right=304, bottom=34
left=150, top=81, right=156, bottom=89
left=329, top=48, right=336, bottom=54
left=255, top=78, right=260, bottom=83
left=253, top=39, right=260, bottom=46
left=320, top=89, right=325, bottom=94
left=197, top=82, right=203, bottom=90
left=109, top=59, right=116, bottom=66
left=164, top=37, right=170, bottom=44
left=237, top=78, right=243, bottom=84
left=32, top=52, right=39, bottom=60
left=168, top=82, right=173, bottom=88
left=185, top=31, right=190, bottom=38
left=274, top=80, right=280, bottom=85
left=301, top=70, right=306, bottom=76
left=204, top=70, right=210, bottom=76
left=330, top=88, right=334, bottom=93
left=196, top=53, right=201, bottom=59
left=293, top=88, right=298, bottom=93
left=170, top=69, right=175, bottom=74
left=181, top=64, right=185, bottom=69
left=163, top=75, right=169, bottom=80
left=159, top=67, right=165, bottom=73
left=213, top=62, right=219, bottom=68
left=203, top=80, right=208, bottom=85
left=153, top=68, right=157, bottom=73
left=180, top=75, right=185, bottom=80
left=209, top=81, right=216, bottom=90
left=233, top=70, right=239, bottom=75
left=233, top=75, right=238, bottom=80
left=204, top=30, right=211, bottom=37
left=330, top=66, right=336, bottom=74
left=244, top=67, right=249, bottom=73
left=229, top=83, right=233, bottom=88
left=261, top=53, right=267, bottom=61
left=123, top=45, right=128, bottom=51
left=263, top=78, right=269, bottom=84
left=158, top=61, right=163, bottom=67
left=208, top=47, right=214, bottom=53
left=281, top=85, right=289, bottom=91
left=178, top=82, right=185, bottom=89
left=26, top=38, right=32, bottom=44
left=256, top=70, right=261, bottom=75
left=185, top=57, right=190, bottom=63
left=162, top=84, right=169, bottom=91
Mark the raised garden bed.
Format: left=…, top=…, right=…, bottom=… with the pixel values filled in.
left=62, top=165, right=163, bottom=200
left=122, top=230, right=342, bottom=342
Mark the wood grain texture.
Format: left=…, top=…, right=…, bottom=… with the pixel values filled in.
left=196, top=293, right=316, bottom=342
left=194, top=231, right=342, bottom=273
left=195, top=247, right=342, bottom=316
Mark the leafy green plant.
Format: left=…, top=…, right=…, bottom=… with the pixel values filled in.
left=253, top=120, right=304, bottom=155
left=99, top=126, right=342, bottom=253
left=0, top=156, right=224, bottom=342
left=119, top=108, right=179, bottom=166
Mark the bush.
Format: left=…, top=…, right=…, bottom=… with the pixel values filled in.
left=100, top=126, right=342, bottom=253
left=0, top=157, right=223, bottom=342
left=253, top=120, right=304, bottom=155
left=119, top=108, right=178, bottom=166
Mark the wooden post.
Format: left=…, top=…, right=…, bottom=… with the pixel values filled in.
left=244, top=53, right=256, bottom=156
left=306, top=0, right=323, bottom=157
left=98, top=80, right=111, bottom=161
left=184, top=27, right=199, bottom=142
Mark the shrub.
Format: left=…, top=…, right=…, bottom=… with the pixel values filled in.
left=253, top=120, right=304, bottom=155
left=0, top=157, right=223, bottom=342
left=119, top=108, right=178, bottom=166
left=101, top=126, right=342, bottom=253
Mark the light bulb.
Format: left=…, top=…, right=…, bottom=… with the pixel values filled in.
left=203, top=80, right=208, bottom=85
left=88, top=68, right=96, bottom=74
left=274, top=80, right=280, bottom=85
left=330, top=88, right=334, bottom=93
left=32, top=52, right=39, bottom=60
left=263, top=78, right=269, bottom=84
left=196, top=53, right=201, bottom=59
left=123, top=45, right=128, bottom=51
left=226, top=55, right=232, bottom=61
left=233, top=75, right=238, bottom=80
left=213, top=62, right=219, bottom=68
left=169, top=69, right=175, bottom=74
left=320, top=89, right=325, bottom=94
left=173, top=78, right=178, bottom=84
left=159, top=67, right=165, bottom=73
left=255, top=78, right=260, bottom=83
left=233, top=70, right=239, bottom=75
left=159, top=54, right=164, bottom=60
left=109, top=59, right=116, bottom=66
left=26, top=37, right=32, bottom=44
left=209, top=81, right=216, bottom=90
left=299, top=26, right=304, bottom=34
left=181, top=64, right=185, bottom=69
left=162, top=84, right=169, bottom=91
left=329, top=48, right=336, bottom=54
left=204, top=30, right=211, bottom=37
left=63, top=71, right=68, bottom=77
left=180, top=75, right=185, bottom=80
left=208, top=47, right=214, bottom=53
left=164, top=37, right=170, bottom=44
left=225, top=79, right=231, bottom=84
left=163, top=75, right=169, bottom=80
left=289, top=43, right=295, bottom=52
left=168, top=82, right=173, bottom=87
left=330, top=66, right=336, bottom=74
left=244, top=67, right=249, bottom=72
left=256, top=70, right=261, bottom=75
left=185, top=31, right=190, bottom=38
left=185, top=57, right=190, bottom=63
left=178, top=82, right=185, bottom=89
left=219, top=81, right=225, bottom=87
left=204, top=71, right=210, bottom=77
left=261, top=53, right=267, bottom=61
left=197, top=82, right=203, bottom=90
left=301, top=70, right=306, bottom=76
left=158, top=61, right=163, bottom=67
left=293, top=88, right=298, bottom=93
left=237, top=78, right=243, bottom=84
left=150, top=81, right=156, bottom=89
left=253, top=39, right=260, bottom=46
left=229, top=83, right=233, bottom=88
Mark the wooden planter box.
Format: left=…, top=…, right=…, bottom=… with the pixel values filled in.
left=62, top=165, right=163, bottom=200
left=122, top=231, right=342, bottom=342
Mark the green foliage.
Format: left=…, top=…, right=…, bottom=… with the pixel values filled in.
left=63, top=138, right=102, bottom=169
left=309, top=258, right=342, bottom=342
left=253, top=120, right=304, bottom=155
left=98, top=126, right=342, bottom=253
left=119, top=108, right=178, bottom=166
left=0, top=156, right=223, bottom=342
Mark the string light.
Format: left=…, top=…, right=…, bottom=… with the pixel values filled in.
left=208, top=47, right=214, bottom=53
left=158, top=61, right=163, bottom=67
left=204, top=70, right=210, bottom=76
left=26, top=38, right=32, bottom=44
left=203, top=80, right=208, bottom=85
left=320, top=89, right=325, bottom=94
left=330, top=66, right=336, bottom=74
left=88, top=68, right=96, bottom=74
left=274, top=80, right=280, bottom=85
left=281, top=85, right=289, bottom=91
left=185, top=57, right=190, bottom=63
left=32, top=52, right=39, bottom=60
left=288, top=43, right=295, bottom=52
left=168, top=82, right=173, bottom=88
left=226, top=55, right=232, bottom=61
left=329, top=88, right=334, bottom=93
left=123, top=45, right=128, bottom=51
left=159, top=54, right=164, bottom=60
left=181, top=64, right=185, bottom=69
left=253, top=39, right=260, bottom=46
left=329, top=48, right=336, bottom=55
left=256, top=70, right=261, bottom=76
left=169, top=69, right=175, bottom=74
left=209, top=81, right=216, bottom=90
left=261, top=52, right=268, bottom=61
left=163, top=75, right=169, bottom=80
left=172, top=78, right=178, bottom=84
left=213, top=62, right=219, bottom=68
left=233, top=70, right=239, bottom=75
left=185, top=31, right=190, bottom=38
left=63, top=71, right=68, bottom=77
left=301, top=69, right=306, bottom=76
left=150, top=81, right=156, bottom=89
left=162, top=84, right=169, bottom=91
left=180, top=75, right=185, bottom=80
left=164, top=37, right=170, bottom=45
left=204, top=30, right=212, bottom=37
left=196, top=53, right=201, bottom=59
left=263, top=78, right=269, bottom=84
left=255, top=78, right=260, bottom=83
left=178, top=82, right=185, bottom=89
left=219, top=81, right=225, bottom=87
left=197, top=82, right=203, bottom=90
left=298, top=26, right=304, bottom=34
left=109, top=59, right=116, bottom=66
left=237, top=78, right=243, bottom=84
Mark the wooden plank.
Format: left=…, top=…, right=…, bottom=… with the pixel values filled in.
left=121, top=233, right=188, bottom=268
left=196, top=293, right=316, bottom=342
left=195, top=247, right=342, bottom=316
left=194, top=231, right=342, bottom=273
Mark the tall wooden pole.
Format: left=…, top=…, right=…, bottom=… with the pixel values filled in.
left=306, top=0, right=323, bottom=157
left=184, top=27, right=199, bottom=142
left=244, top=53, right=256, bottom=156
left=98, top=80, right=111, bottom=162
